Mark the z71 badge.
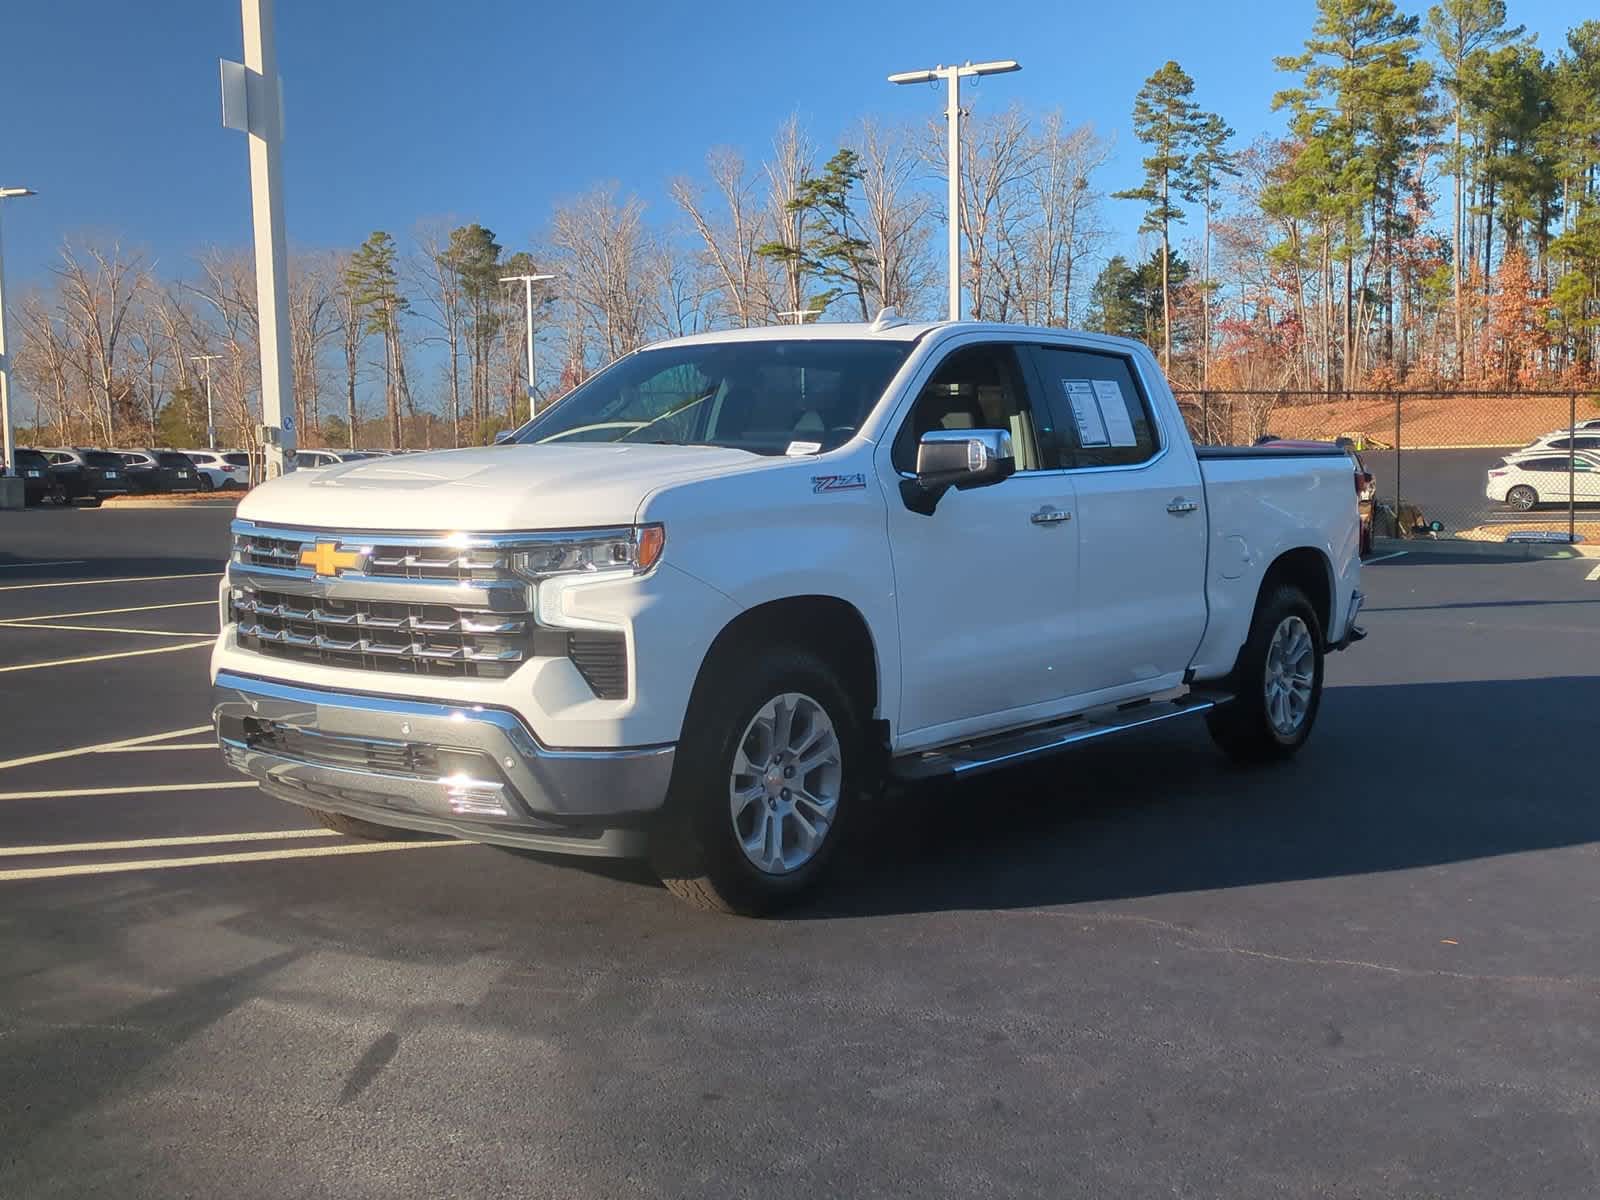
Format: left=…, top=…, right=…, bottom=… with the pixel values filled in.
left=811, top=473, right=867, bottom=494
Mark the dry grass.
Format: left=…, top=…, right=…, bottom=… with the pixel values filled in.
left=1196, top=393, right=1600, bottom=449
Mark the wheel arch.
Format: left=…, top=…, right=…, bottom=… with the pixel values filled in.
left=686, top=595, right=882, bottom=729
left=1257, top=546, right=1334, bottom=644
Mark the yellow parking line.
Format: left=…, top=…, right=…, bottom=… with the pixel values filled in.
left=4, top=600, right=215, bottom=622
left=0, top=781, right=255, bottom=801
left=0, top=724, right=214, bottom=770
left=0, top=640, right=214, bottom=673
left=0, top=621, right=214, bottom=638
left=0, top=572, right=222, bottom=593
left=0, top=838, right=467, bottom=881
left=0, top=828, right=332, bottom=857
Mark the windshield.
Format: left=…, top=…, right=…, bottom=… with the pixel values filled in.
left=156, top=452, right=193, bottom=468
left=511, top=339, right=913, bottom=456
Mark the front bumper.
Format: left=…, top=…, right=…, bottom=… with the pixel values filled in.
left=213, top=671, right=674, bottom=857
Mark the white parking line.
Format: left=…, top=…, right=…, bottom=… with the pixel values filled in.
left=1365, top=550, right=1409, bottom=564
left=2, top=600, right=215, bottom=622
left=0, top=621, right=214, bottom=638
left=100, top=743, right=217, bottom=753
left=1587, top=563, right=1600, bottom=582
left=0, top=571, right=222, bottom=593
left=0, top=781, right=255, bottom=801
left=0, top=560, right=88, bottom=570
left=0, top=838, right=466, bottom=881
left=0, top=724, right=213, bottom=770
left=0, top=828, right=332, bottom=857
left=0, top=640, right=214, bottom=673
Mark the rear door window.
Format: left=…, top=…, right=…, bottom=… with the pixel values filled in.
left=1024, top=345, right=1160, bottom=469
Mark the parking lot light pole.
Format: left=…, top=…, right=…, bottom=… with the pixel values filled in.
left=190, top=354, right=222, bottom=449
left=220, top=0, right=295, bottom=478
left=888, top=60, right=1019, bottom=322
left=499, top=274, right=554, bottom=416
left=0, top=187, right=38, bottom=480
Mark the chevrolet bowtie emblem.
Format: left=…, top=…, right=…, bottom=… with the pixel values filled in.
left=299, top=541, right=365, bottom=576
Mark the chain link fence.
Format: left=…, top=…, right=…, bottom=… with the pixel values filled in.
left=1174, top=389, right=1600, bottom=546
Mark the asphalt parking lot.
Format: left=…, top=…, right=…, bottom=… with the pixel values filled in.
left=2, top=506, right=1599, bottom=1199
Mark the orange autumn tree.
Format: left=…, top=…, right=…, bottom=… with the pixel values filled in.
left=1481, top=245, right=1550, bottom=389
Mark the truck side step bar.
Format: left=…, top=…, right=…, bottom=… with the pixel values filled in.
left=891, top=690, right=1232, bottom=783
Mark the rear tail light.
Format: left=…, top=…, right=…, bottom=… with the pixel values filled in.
left=1488, top=469, right=1508, bottom=478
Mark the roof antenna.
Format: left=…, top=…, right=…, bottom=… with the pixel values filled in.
left=869, top=306, right=905, bottom=332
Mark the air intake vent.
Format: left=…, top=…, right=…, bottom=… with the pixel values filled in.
left=568, top=631, right=628, bottom=700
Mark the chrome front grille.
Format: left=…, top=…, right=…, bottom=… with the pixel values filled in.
left=228, top=521, right=630, bottom=694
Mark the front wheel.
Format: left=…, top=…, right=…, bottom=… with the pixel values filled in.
left=1207, top=584, right=1325, bottom=764
left=1506, top=485, right=1537, bottom=511
left=651, top=647, right=864, bottom=915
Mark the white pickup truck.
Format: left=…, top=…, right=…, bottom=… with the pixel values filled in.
left=212, top=317, right=1364, bottom=914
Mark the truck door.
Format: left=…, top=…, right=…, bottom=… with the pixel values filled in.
left=879, top=339, right=1083, bottom=745
left=1025, top=343, right=1208, bottom=697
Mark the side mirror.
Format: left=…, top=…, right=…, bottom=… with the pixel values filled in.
left=493, top=430, right=514, bottom=445
left=900, top=428, right=1015, bottom=516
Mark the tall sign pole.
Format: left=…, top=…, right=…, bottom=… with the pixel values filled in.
left=221, top=0, right=295, bottom=478
left=499, top=273, right=554, bottom=416
left=0, top=188, right=36, bottom=480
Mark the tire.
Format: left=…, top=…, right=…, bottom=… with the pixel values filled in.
left=1506, top=485, right=1537, bottom=511
left=1207, top=583, right=1325, bottom=764
left=307, top=808, right=417, bottom=840
left=651, top=646, right=866, bottom=915
left=77, top=497, right=102, bottom=508
left=198, top=474, right=214, bottom=493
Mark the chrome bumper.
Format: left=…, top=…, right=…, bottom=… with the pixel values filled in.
left=1330, top=589, right=1366, bottom=652
left=212, top=671, right=674, bottom=857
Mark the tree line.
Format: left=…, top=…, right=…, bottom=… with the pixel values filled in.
left=14, top=0, right=1599, bottom=451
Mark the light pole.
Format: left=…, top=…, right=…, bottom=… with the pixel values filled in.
left=220, top=0, right=295, bottom=477
left=888, top=60, right=1020, bottom=321
left=777, top=308, right=823, bottom=325
left=0, top=187, right=37, bottom=481
left=191, top=354, right=222, bottom=449
left=499, top=274, right=554, bottom=416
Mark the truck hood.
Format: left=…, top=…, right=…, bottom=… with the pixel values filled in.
left=235, top=443, right=763, bottom=531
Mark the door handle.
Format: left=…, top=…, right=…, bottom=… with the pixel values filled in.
left=1030, top=506, right=1072, bottom=526
left=1166, top=498, right=1199, bottom=515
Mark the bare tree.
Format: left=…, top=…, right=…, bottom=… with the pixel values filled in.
left=850, top=119, right=937, bottom=316
left=288, top=253, right=339, bottom=442
left=548, top=186, right=654, bottom=364
left=333, top=255, right=363, bottom=449
left=1017, top=115, right=1109, bottom=325
left=764, top=116, right=816, bottom=317
left=14, top=295, right=79, bottom=443
left=412, top=222, right=467, bottom=445
left=671, top=149, right=772, bottom=327
left=55, top=241, right=147, bottom=443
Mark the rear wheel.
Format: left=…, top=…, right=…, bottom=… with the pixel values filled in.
left=307, top=808, right=417, bottom=840
left=197, top=474, right=214, bottom=493
left=651, top=647, right=864, bottom=915
left=1506, top=484, right=1538, bottom=511
left=1207, top=584, right=1325, bottom=764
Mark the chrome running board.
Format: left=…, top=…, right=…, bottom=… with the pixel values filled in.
left=891, top=690, right=1231, bottom=782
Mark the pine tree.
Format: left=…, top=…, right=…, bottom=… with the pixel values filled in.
left=346, top=231, right=409, bottom=448
left=757, top=148, right=875, bottom=320
left=1114, top=61, right=1201, bottom=369
left=1425, top=0, right=1524, bottom=378
left=1190, top=112, right=1240, bottom=386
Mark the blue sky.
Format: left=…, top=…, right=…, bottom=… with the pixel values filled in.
left=0, top=0, right=1581, bottom=290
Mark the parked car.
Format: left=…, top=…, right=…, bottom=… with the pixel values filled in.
left=40, top=448, right=131, bottom=505
left=1506, top=431, right=1600, bottom=460
left=1487, top=450, right=1600, bottom=510
left=292, top=449, right=380, bottom=469
left=185, top=449, right=251, bottom=490
left=113, top=449, right=202, bottom=494
left=213, top=317, right=1365, bottom=915
left=12, top=448, right=65, bottom=505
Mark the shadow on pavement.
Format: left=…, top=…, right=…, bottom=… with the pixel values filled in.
left=801, top=676, right=1595, bottom=920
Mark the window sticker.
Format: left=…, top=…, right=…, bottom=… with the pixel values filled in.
left=785, top=440, right=823, bottom=456
left=1092, top=378, right=1139, bottom=447
left=1061, top=379, right=1108, bottom=446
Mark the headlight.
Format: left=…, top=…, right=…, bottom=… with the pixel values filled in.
left=509, top=525, right=665, bottom=581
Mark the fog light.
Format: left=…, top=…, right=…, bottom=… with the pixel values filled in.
left=441, top=774, right=508, bottom=816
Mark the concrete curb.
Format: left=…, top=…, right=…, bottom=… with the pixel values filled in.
left=101, top=497, right=241, bottom=510
left=1372, top=536, right=1599, bottom=561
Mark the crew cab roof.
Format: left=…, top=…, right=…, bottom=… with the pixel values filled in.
left=648, top=319, right=1150, bottom=356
